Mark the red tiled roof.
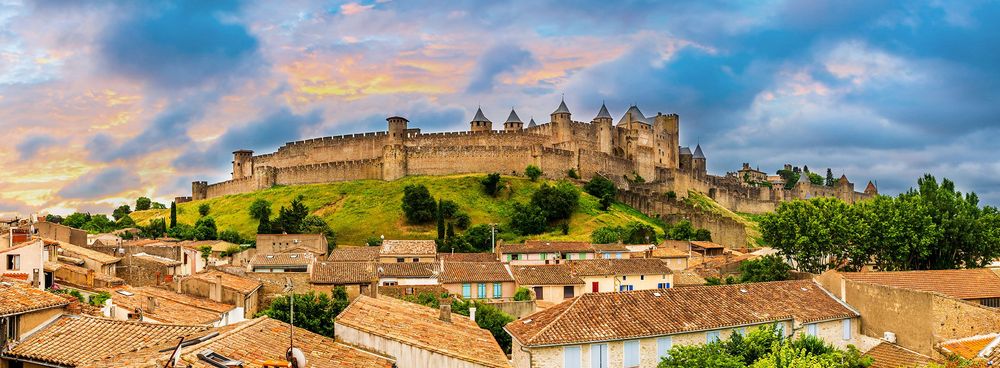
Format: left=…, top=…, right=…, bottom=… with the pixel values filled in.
left=328, top=246, right=380, bottom=261
left=378, top=262, right=437, bottom=278
left=840, top=269, right=1000, bottom=300
left=865, top=342, right=937, bottom=368
left=439, top=261, right=512, bottom=283
left=510, top=264, right=583, bottom=286
left=690, top=241, right=725, bottom=249
left=336, top=295, right=509, bottom=368
left=500, top=241, right=595, bottom=254
left=506, top=280, right=858, bottom=347
left=380, top=240, right=437, bottom=256
left=938, top=334, right=999, bottom=361
left=0, top=280, right=68, bottom=316
left=565, top=258, right=672, bottom=276
left=103, top=286, right=235, bottom=325
left=186, top=270, right=261, bottom=295
left=248, top=252, right=314, bottom=267
left=311, top=261, right=376, bottom=284
left=5, top=315, right=209, bottom=367
left=439, top=252, right=498, bottom=262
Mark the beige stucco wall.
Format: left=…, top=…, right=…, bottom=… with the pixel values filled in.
left=578, top=273, right=672, bottom=294
left=520, top=284, right=582, bottom=304
left=17, top=307, right=64, bottom=339
left=336, top=322, right=496, bottom=368
left=512, top=319, right=858, bottom=368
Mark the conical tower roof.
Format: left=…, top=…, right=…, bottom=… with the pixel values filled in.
left=679, top=146, right=692, bottom=156
left=798, top=170, right=812, bottom=184
left=692, top=144, right=705, bottom=159
left=471, top=107, right=491, bottom=123
left=527, top=118, right=537, bottom=127
left=505, top=109, right=522, bottom=124
left=552, top=99, right=570, bottom=115
left=619, top=105, right=649, bottom=125
left=595, top=103, right=612, bottom=120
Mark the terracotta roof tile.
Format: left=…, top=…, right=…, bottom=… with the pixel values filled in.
left=501, top=241, right=595, bottom=254
left=327, top=246, right=380, bottom=261
left=379, top=240, right=437, bottom=256
left=506, top=280, right=858, bottom=347
left=186, top=271, right=261, bottom=295
left=510, top=264, right=583, bottom=285
left=377, top=262, right=437, bottom=278
left=248, top=252, right=314, bottom=267
left=651, top=246, right=689, bottom=258
left=840, top=269, right=1000, bottom=300
left=131, top=252, right=181, bottom=267
left=103, top=286, right=235, bottom=325
left=56, top=241, right=121, bottom=264
left=690, top=241, right=725, bottom=249
left=439, top=252, right=498, bottom=262
left=440, top=261, right=513, bottom=283
left=311, top=261, right=376, bottom=284
left=0, top=280, right=68, bottom=316
left=673, top=269, right=707, bottom=286
left=82, top=317, right=394, bottom=368
left=938, top=334, right=999, bottom=361
left=865, top=342, right=937, bottom=368
left=336, top=295, right=509, bottom=368
left=5, top=315, right=209, bottom=367
left=566, top=258, right=672, bottom=276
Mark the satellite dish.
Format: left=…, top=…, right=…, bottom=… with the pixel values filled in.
left=286, top=347, right=306, bottom=368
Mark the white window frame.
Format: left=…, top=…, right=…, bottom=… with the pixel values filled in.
left=564, top=345, right=582, bottom=368
left=623, top=340, right=640, bottom=367
left=842, top=319, right=851, bottom=340
left=706, top=330, right=721, bottom=343
left=656, top=336, right=672, bottom=359
left=590, top=343, right=608, bottom=368
left=806, top=323, right=818, bottom=336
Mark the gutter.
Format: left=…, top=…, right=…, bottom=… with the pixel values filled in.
left=515, top=318, right=797, bottom=349
left=0, top=355, right=71, bottom=368
left=0, top=303, right=69, bottom=318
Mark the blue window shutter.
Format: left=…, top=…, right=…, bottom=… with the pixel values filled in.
left=843, top=319, right=851, bottom=340
left=707, top=330, right=720, bottom=343
left=563, top=346, right=581, bottom=368
left=493, top=283, right=501, bottom=298
left=656, top=336, right=672, bottom=358
left=462, top=283, right=470, bottom=298
left=478, top=283, right=486, bottom=298
left=623, top=340, right=640, bottom=367
left=590, top=343, right=608, bottom=368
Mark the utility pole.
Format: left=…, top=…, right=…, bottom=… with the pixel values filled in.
left=488, top=223, right=497, bottom=253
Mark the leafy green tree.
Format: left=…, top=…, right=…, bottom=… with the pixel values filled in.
left=693, top=228, right=712, bottom=241
left=198, top=203, right=210, bottom=217
left=83, top=214, right=115, bottom=233
left=481, top=173, right=501, bottom=196
left=135, top=197, right=151, bottom=211
left=63, top=212, right=90, bottom=229
left=275, top=196, right=309, bottom=233
left=567, top=169, right=580, bottom=179
left=151, top=202, right=166, bottom=209
left=509, top=203, right=547, bottom=235
left=256, top=289, right=350, bottom=338
left=401, top=184, right=437, bottom=223
left=472, top=301, right=515, bottom=353
left=198, top=245, right=212, bottom=264
left=167, top=223, right=195, bottom=240
left=808, top=172, right=824, bottom=185
left=825, top=169, right=835, bottom=187
left=169, top=202, right=177, bottom=228
left=88, top=291, right=112, bottom=307
left=248, top=199, right=272, bottom=234
left=668, top=220, right=696, bottom=240
left=584, top=174, right=617, bottom=211
left=461, top=224, right=493, bottom=252
left=513, top=287, right=532, bottom=301
left=759, top=197, right=857, bottom=273
left=145, top=218, right=167, bottom=239
left=112, top=205, right=131, bottom=221
left=439, top=199, right=459, bottom=218
left=524, top=165, right=543, bottom=181
left=530, top=181, right=579, bottom=221
left=454, top=212, right=471, bottom=230
left=591, top=226, right=623, bottom=244
left=116, top=215, right=136, bottom=228
left=738, top=255, right=791, bottom=283
left=193, top=217, right=218, bottom=240
left=365, top=237, right=383, bottom=246
left=218, top=229, right=244, bottom=245
left=44, top=214, right=64, bottom=223
left=301, top=215, right=336, bottom=252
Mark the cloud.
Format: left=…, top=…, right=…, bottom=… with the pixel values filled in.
left=466, top=43, right=537, bottom=93
left=97, top=0, right=262, bottom=90
left=57, top=166, right=141, bottom=199
left=173, top=107, right=325, bottom=170
left=0, top=198, right=34, bottom=217
left=86, top=101, right=206, bottom=162
left=16, top=135, right=60, bottom=159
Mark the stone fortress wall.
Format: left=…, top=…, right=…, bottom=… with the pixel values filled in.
left=191, top=100, right=877, bottom=247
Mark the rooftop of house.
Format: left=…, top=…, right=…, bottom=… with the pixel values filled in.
left=690, top=241, right=726, bottom=249
left=673, top=269, right=708, bottom=286
left=864, top=342, right=937, bottom=368
left=379, top=239, right=437, bottom=256
left=5, top=314, right=210, bottom=367
left=328, top=245, right=380, bottom=261
left=838, top=268, right=1000, bottom=300
left=510, top=264, right=583, bottom=286
left=248, top=252, right=314, bottom=267
left=81, top=317, right=395, bottom=368
left=439, top=261, right=513, bottom=284
left=103, top=286, right=235, bottom=325
left=186, top=270, right=262, bottom=295
left=651, top=246, right=690, bottom=258
left=311, top=261, right=377, bottom=284
left=438, top=252, right=498, bottom=262
left=177, top=240, right=238, bottom=252
left=377, top=262, right=437, bottom=278
left=49, top=261, right=126, bottom=286
left=506, top=280, right=858, bottom=347
left=0, top=238, right=42, bottom=254
left=0, top=280, right=68, bottom=316
left=501, top=240, right=597, bottom=254
left=565, top=258, right=673, bottom=277
left=55, top=240, right=121, bottom=264
left=335, top=295, right=510, bottom=368
left=937, top=333, right=1000, bottom=362
left=131, top=252, right=181, bottom=267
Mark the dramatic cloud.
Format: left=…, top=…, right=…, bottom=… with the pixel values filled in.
left=57, top=166, right=141, bottom=199
left=15, top=135, right=60, bottom=159
left=466, top=43, right=537, bottom=94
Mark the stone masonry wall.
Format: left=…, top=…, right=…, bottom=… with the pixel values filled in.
left=618, top=187, right=749, bottom=248
left=274, top=158, right=383, bottom=185
left=407, top=145, right=533, bottom=177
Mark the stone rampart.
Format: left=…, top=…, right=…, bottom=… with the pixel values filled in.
left=407, top=145, right=533, bottom=177
left=205, top=177, right=257, bottom=199
left=274, top=158, right=383, bottom=185
left=618, top=188, right=749, bottom=248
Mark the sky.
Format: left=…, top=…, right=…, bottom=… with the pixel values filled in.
left=1, top=0, right=999, bottom=216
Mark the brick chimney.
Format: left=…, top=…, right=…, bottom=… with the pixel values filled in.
left=210, top=274, right=223, bottom=302
left=31, top=269, right=40, bottom=289
left=439, top=303, right=451, bottom=323
left=146, top=295, right=157, bottom=313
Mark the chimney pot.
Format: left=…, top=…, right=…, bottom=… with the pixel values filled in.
left=439, top=303, right=452, bottom=323
left=147, top=295, right=157, bottom=313
left=469, top=307, right=477, bottom=322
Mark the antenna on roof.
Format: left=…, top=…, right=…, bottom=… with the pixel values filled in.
left=282, top=278, right=307, bottom=368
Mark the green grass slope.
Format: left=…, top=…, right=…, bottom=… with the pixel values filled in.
left=684, top=190, right=762, bottom=246
left=132, top=174, right=666, bottom=245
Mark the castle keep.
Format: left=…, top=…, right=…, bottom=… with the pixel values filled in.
left=191, top=99, right=875, bottom=217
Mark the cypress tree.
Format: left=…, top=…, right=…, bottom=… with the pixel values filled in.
left=169, top=201, right=177, bottom=228
left=436, top=199, right=445, bottom=240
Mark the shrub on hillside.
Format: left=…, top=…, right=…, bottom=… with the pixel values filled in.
left=401, top=184, right=437, bottom=223
left=530, top=181, right=580, bottom=221
left=198, top=203, right=210, bottom=217
left=481, top=173, right=502, bottom=196
left=525, top=165, right=543, bottom=181
left=510, top=203, right=547, bottom=235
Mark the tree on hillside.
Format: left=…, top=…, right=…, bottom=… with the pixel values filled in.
left=530, top=181, right=579, bottom=222
left=524, top=165, right=543, bottom=181
left=401, top=184, right=436, bottom=223
left=439, top=199, right=459, bottom=218
left=144, top=218, right=166, bottom=238
left=274, top=196, right=309, bottom=233
left=198, top=203, right=210, bottom=217
left=44, top=214, right=63, bottom=223
left=510, top=203, right=547, bottom=235
left=116, top=215, right=136, bottom=228
left=738, top=255, right=791, bottom=283
left=436, top=200, right=445, bottom=240
left=218, top=229, right=244, bottom=245
left=825, top=168, right=835, bottom=187
left=301, top=215, right=336, bottom=252
left=63, top=212, right=90, bottom=229
left=808, top=172, right=823, bottom=185
left=151, top=202, right=166, bottom=209
left=135, top=197, right=151, bottom=211
left=584, top=174, right=617, bottom=211
left=248, top=199, right=272, bottom=234
left=83, top=215, right=115, bottom=234
left=193, top=216, right=218, bottom=240
left=256, top=289, right=350, bottom=338
left=169, top=202, right=177, bottom=228
left=112, top=205, right=131, bottom=221
left=693, top=228, right=712, bottom=241
left=481, top=173, right=501, bottom=196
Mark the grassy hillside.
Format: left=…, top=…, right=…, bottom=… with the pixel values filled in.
left=132, top=174, right=666, bottom=245
left=684, top=190, right=762, bottom=245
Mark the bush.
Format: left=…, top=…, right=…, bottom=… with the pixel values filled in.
left=530, top=181, right=580, bottom=221
left=509, top=203, right=547, bottom=235
left=135, top=197, right=151, bottom=211
left=89, top=291, right=111, bottom=306
left=365, top=237, right=383, bottom=246
left=218, top=229, right=243, bottom=245
left=666, top=191, right=677, bottom=200
left=198, top=203, right=210, bottom=217
left=454, top=213, right=471, bottom=229
left=481, top=173, right=502, bottom=196
left=524, top=165, right=543, bottom=181
left=591, top=221, right=657, bottom=244
left=401, top=184, right=437, bottom=223
left=693, top=228, right=712, bottom=241
left=567, top=169, right=580, bottom=179
left=462, top=224, right=493, bottom=252
left=193, top=217, right=218, bottom=240
left=472, top=302, right=515, bottom=354
left=439, top=200, right=459, bottom=218
left=584, top=174, right=616, bottom=201
left=591, top=226, right=623, bottom=244
left=514, top=287, right=532, bottom=301
left=256, top=289, right=350, bottom=338
left=220, top=244, right=243, bottom=258
left=167, top=224, right=195, bottom=240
